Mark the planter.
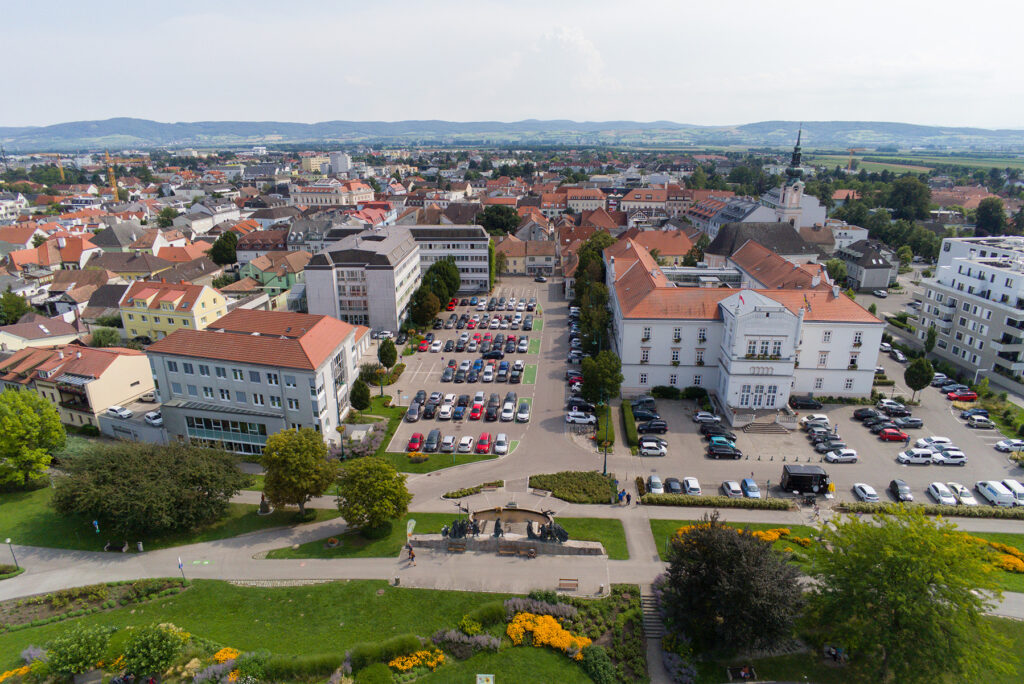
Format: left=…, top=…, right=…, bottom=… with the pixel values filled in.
left=696, top=361, right=704, bottom=367
left=325, top=537, right=340, bottom=548
left=671, top=361, right=680, bottom=367
left=853, top=342, right=863, bottom=347
left=673, top=337, right=682, bottom=343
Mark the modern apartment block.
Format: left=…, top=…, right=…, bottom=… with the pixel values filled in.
left=605, top=239, right=882, bottom=416
left=304, top=228, right=420, bottom=331
left=119, top=280, right=228, bottom=342
left=916, top=236, right=1024, bottom=380
left=146, top=309, right=369, bottom=454
left=408, top=225, right=490, bottom=293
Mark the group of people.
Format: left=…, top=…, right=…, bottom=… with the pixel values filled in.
left=617, top=489, right=632, bottom=505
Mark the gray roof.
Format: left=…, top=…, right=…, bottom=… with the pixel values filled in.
left=161, top=257, right=222, bottom=283
left=308, top=228, right=418, bottom=270
left=90, top=221, right=145, bottom=250
left=85, top=251, right=173, bottom=274
left=86, top=284, right=129, bottom=309
left=706, top=222, right=819, bottom=258
left=249, top=206, right=302, bottom=220
left=408, top=225, right=489, bottom=242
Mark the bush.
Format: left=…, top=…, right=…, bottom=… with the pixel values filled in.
left=348, top=634, right=423, bottom=672
left=236, top=650, right=271, bottom=681
left=529, top=471, right=615, bottom=504
left=47, top=625, right=111, bottom=675
left=681, top=386, right=709, bottom=401
left=580, top=645, right=617, bottom=684
left=527, top=589, right=560, bottom=604
left=650, top=385, right=681, bottom=400
left=641, top=494, right=794, bottom=510
left=621, top=403, right=638, bottom=447
left=466, top=600, right=506, bottom=627
left=263, top=653, right=344, bottom=681
left=120, top=623, right=186, bottom=676
left=458, top=615, right=482, bottom=636
left=840, top=502, right=1024, bottom=519
left=635, top=476, right=646, bottom=497
left=355, top=662, right=393, bottom=683
left=504, top=598, right=578, bottom=620
left=431, top=629, right=500, bottom=660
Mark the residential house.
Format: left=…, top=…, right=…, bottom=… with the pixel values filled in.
left=727, top=241, right=832, bottom=290
left=236, top=230, right=290, bottom=266
left=0, top=224, right=46, bottom=250
left=835, top=239, right=898, bottom=291
left=495, top=236, right=557, bottom=275
left=0, top=317, right=81, bottom=351
left=160, top=257, right=223, bottom=287
left=238, top=251, right=311, bottom=297
left=84, top=251, right=175, bottom=281
left=564, top=188, right=606, bottom=213
left=118, top=280, right=228, bottom=342
left=6, top=235, right=103, bottom=273
left=248, top=206, right=302, bottom=228
left=0, top=192, right=29, bottom=223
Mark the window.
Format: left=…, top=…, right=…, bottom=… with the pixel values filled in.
left=822, top=331, right=832, bottom=342
left=641, top=349, right=649, bottom=362
left=167, top=361, right=178, bottom=373
left=153, top=316, right=160, bottom=324
left=215, top=366, right=226, bottom=378
left=267, top=373, right=279, bottom=386
left=284, top=375, right=297, bottom=388
left=849, top=353, right=859, bottom=367
left=853, top=331, right=863, bottom=345
left=287, top=398, right=300, bottom=410
left=182, top=363, right=194, bottom=375
left=766, top=385, right=778, bottom=407
left=844, top=378, right=854, bottom=390
left=695, top=350, right=704, bottom=364
left=219, top=388, right=231, bottom=400
left=232, top=369, right=244, bottom=381
left=671, top=349, right=680, bottom=362
left=740, top=384, right=751, bottom=406
left=818, top=351, right=829, bottom=366
left=236, top=391, right=247, bottom=403
left=642, top=326, right=651, bottom=340
left=693, top=375, right=702, bottom=386
left=171, top=382, right=182, bottom=395
left=669, top=374, right=677, bottom=385
left=203, top=386, right=214, bottom=398
left=771, top=340, right=782, bottom=357
left=249, top=371, right=261, bottom=383
left=759, top=340, right=770, bottom=355
left=187, top=384, right=198, bottom=397
left=199, top=365, right=210, bottom=377
left=270, top=396, right=282, bottom=408
left=673, top=327, right=682, bottom=340
left=753, top=384, right=765, bottom=407
left=253, top=394, right=265, bottom=406
left=697, top=327, right=707, bottom=342
left=747, top=340, right=757, bottom=355
left=814, top=377, right=823, bottom=390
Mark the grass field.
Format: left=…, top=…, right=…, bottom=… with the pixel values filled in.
left=383, top=451, right=497, bottom=473
left=0, top=487, right=339, bottom=552
left=418, top=646, right=591, bottom=684
left=806, top=154, right=932, bottom=174
left=523, top=364, right=538, bottom=384
left=532, top=319, right=543, bottom=332
left=650, top=519, right=816, bottom=562
left=0, top=579, right=515, bottom=667
left=528, top=338, right=541, bottom=354
left=558, top=517, right=629, bottom=560
left=244, top=473, right=265, bottom=491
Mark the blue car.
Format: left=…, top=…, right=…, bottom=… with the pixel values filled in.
left=960, top=407, right=990, bottom=419
left=708, top=435, right=735, bottom=449
left=472, top=359, right=484, bottom=372
left=470, top=296, right=479, bottom=305
left=452, top=406, right=466, bottom=421
left=740, top=478, right=762, bottom=499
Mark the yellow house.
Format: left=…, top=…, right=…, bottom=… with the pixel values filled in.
left=119, top=280, right=228, bottom=342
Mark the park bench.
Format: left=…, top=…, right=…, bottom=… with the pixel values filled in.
left=447, top=541, right=466, bottom=553
left=497, top=543, right=518, bottom=556
left=557, top=578, right=579, bottom=592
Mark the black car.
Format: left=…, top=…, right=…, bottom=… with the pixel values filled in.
left=632, top=409, right=661, bottom=422
left=869, top=421, right=898, bottom=434
left=432, top=319, right=443, bottom=330
left=457, top=394, right=470, bottom=407
left=509, top=369, right=522, bottom=384
left=664, top=477, right=683, bottom=494
left=809, top=432, right=836, bottom=445
left=701, top=427, right=738, bottom=442
left=460, top=299, right=469, bottom=306
left=494, top=333, right=505, bottom=345
left=454, top=370, right=467, bottom=383
left=414, top=390, right=427, bottom=405
left=396, top=332, right=408, bottom=345
left=862, top=416, right=889, bottom=428
left=441, top=367, right=454, bottom=382
left=455, top=340, right=466, bottom=352
left=814, top=439, right=847, bottom=453
left=707, top=443, right=742, bottom=459
left=853, top=407, right=881, bottom=421
left=487, top=393, right=501, bottom=408
left=467, top=370, right=479, bottom=383
left=523, top=320, right=533, bottom=331
left=889, top=479, right=914, bottom=502
left=444, top=340, right=455, bottom=352
left=567, top=400, right=596, bottom=413
left=883, top=405, right=911, bottom=417
left=424, top=429, right=441, bottom=453
left=422, top=403, right=437, bottom=419
left=485, top=405, right=499, bottom=421
left=505, top=340, right=516, bottom=353
left=894, top=417, right=923, bottom=429
left=789, top=396, right=823, bottom=410
left=638, top=419, right=668, bottom=434
left=456, top=319, right=466, bottom=329
left=482, top=350, right=505, bottom=360
left=424, top=332, right=435, bottom=342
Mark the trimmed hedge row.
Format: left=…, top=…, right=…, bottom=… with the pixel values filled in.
left=530, top=471, right=616, bottom=504
left=347, top=633, right=424, bottom=672
left=635, top=476, right=646, bottom=497
left=839, top=502, right=1024, bottom=519
left=621, top=403, right=639, bottom=447
left=443, top=481, right=504, bottom=499
left=263, top=653, right=344, bottom=681
left=641, top=494, right=794, bottom=510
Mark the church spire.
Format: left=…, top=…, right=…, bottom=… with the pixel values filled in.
left=785, top=126, right=803, bottom=183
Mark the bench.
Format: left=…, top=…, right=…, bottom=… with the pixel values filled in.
left=447, top=541, right=466, bottom=553
left=557, top=578, right=579, bottom=592
left=497, top=543, right=518, bottom=556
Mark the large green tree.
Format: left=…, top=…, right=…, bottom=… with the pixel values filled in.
left=155, top=207, right=178, bottom=228
left=896, top=245, right=914, bottom=266
left=261, top=428, right=338, bottom=516
left=580, top=350, right=623, bottom=404
left=89, top=327, right=121, bottom=348
left=409, top=287, right=440, bottom=326
left=662, top=513, right=802, bottom=654
left=0, top=389, right=65, bottom=487
left=208, top=231, right=238, bottom=265
left=52, top=442, right=248, bottom=539
left=824, top=258, right=847, bottom=284
left=975, top=197, right=1007, bottom=236
left=350, top=379, right=371, bottom=411
left=378, top=338, right=397, bottom=370
left=426, top=257, right=461, bottom=297
left=477, top=205, right=518, bottom=235
left=903, top=357, right=933, bottom=401
left=336, top=456, right=411, bottom=533
left=807, top=507, right=1008, bottom=683
left=0, top=289, right=31, bottom=326
left=888, top=176, right=931, bottom=221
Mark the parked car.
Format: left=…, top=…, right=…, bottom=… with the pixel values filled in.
left=423, top=429, right=442, bottom=453
left=890, top=349, right=907, bottom=363
left=639, top=438, right=667, bottom=457
left=405, top=403, right=422, bottom=422
left=106, top=405, right=133, bottom=419
left=440, top=435, right=457, bottom=453
left=516, top=401, right=531, bottom=423
left=476, top=433, right=492, bottom=453
left=927, top=482, right=957, bottom=506
left=407, top=433, right=424, bottom=451
left=664, top=477, right=683, bottom=494
left=947, top=390, right=978, bottom=401
left=976, top=480, right=1016, bottom=507
left=806, top=426, right=831, bottom=441
left=995, top=439, right=1024, bottom=452
left=853, top=483, right=880, bottom=502
left=143, top=411, right=163, bottom=427
left=721, top=480, right=743, bottom=498
left=708, top=435, right=735, bottom=449
left=707, top=443, right=742, bottom=459
left=632, top=408, right=661, bottom=422
left=967, top=415, right=995, bottom=429
left=889, top=479, right=914, bottom=502
left=692, top=411, right=721, bottom=424
left=493, top=433, right=509, bottom=455
left=879, top=342, right=893, bottom=353
left=500, top=402, right=516, bottom=422
left=825, top=448, right=858, bottom=463
left=469, top=403, right=483, bottom=420
left=799, top=414, right=830, bottom=429
left=894, top=417, right=923, bottom=429
left=883, top=404, right=912, bottom=417
left=873, top=289, right=889, bottom=298
left=931, top=450, right=967, bottom=466
left=869, top=421, right=898, bottom=434
left=701, top=425, right=738, bottom=441
left=960, top=407, right=989, bottom=419
left=789, top=396, right=823, bottom=410
left=638, top=419, right=669, bottom=434
left=139, top=392, right=157, bottom=403
left=897, top=448, right=934, bottom=464
left=740, top=478, right=761, bottom=499
left=566, top=411, right=597, bottom=425
left=815, top=439, right=847, bottom=453
left=916, top=436, right=951, bottom=449
left=947, top=482, right=978, bottom=506
left=457, top=435, right=474, bottom=452
left=682, top=477, right=702, bottom=496
left=647, top=475, right=665, bottom=495
left=930, top=373, right=950, bottom=387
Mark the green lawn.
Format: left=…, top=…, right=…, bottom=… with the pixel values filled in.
left=244, top=473, right=265, bottom=491
left=970, top=531, right=1024, bottom=593
left=523, top=364, right=538, bottom=384
left=0, top=579, right=516, bottom=667
left=419, top=645, right=591, bottom=684
left=0, top=487, right=339, bottom=552
left=383, top=451, right=498, bottom=473
left=509, top=440, right=520, bottom=453
left=528, top=338, right=541, bottom=354
left=532, top=319, right=543, bottom=332
left=265, top=512, right=453, bottom=559
left=362, top=395, right=404, bottom=458
left=558, top=517, right=629, bottom=560
left=650, top=519, right=816, bottom=562
left=54, top=434, right=104, bottom=460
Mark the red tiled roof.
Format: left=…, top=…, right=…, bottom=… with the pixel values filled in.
left=729, top=240, right=830, bottom=290
left=617, top=229, right=694, bottom=257
left=121, top=280, right=207, bottom=312
left=158, top=243, right=210, bottom=263
left=622, top=188, right=668, bottom=203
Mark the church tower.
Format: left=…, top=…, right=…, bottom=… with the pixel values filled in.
left=776, top=128, right=805, bottom=227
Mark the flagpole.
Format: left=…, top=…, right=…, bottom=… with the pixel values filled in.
left=178, top=557, right=186, bottom=583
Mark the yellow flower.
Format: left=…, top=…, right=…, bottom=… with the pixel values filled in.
left=506, top=612, right=591, bottom=659
left=214, top=647, right=241, bottom=663
left=228, top=670, right=239, bottom=682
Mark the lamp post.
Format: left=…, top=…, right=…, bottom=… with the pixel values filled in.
left=601, top=389, right=609, bottom=476
left=4, top=538, right=17, bottom=570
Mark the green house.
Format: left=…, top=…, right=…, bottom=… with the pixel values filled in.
left=237, top=250, right=311, bottom=297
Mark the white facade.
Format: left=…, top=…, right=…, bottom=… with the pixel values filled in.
left=409, top=226, right=490, bottom=293
left=0, top=193, right=28, bottom=223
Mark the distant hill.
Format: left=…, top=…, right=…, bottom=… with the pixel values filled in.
left=2, top=117, right=1024, bottom=151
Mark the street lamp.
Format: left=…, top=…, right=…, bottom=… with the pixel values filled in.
left=4, top=538, right=17, bottom=570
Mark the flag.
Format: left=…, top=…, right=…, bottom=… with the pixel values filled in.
left=738, top=294, right=745, bottom=305
left=178, top=557, right=183, bottom=570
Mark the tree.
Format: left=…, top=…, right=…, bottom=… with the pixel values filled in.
left=924, top=324, right=937, bottom=354
left=0, top=389, right=65, bottom=487
left=975, top=197, right=1007, bottom=236
left=336, top=457, right=412, bottom=533
left=409, top=287, right=440, bottom=326
left=52, top=442, right=248, bottom=539
left=580, top=350, right=623, bottom=405
left=807, top=507, right=1008, bottom=683
left=350, top=379, right=371, bottom=411
left=155, top=207, right=179, bottom=228
left=95, top=313, right=124, bottom=328
left=477, top=205, right=518, bottom=235
left=896, top=245, right=914, bottom=266
left=904, top=357, right=933, bottom=401
left=824, top=258, right=847, bottom=284
left=888, top=176, right=931, bottom=221
left=0, top=289, right=31, bottom=326
left=261, top=428, right=338, bottom=517
left=494, top=250, right=508, bottom=275
left=426, top=257, right=461, bottom=297
left=1011, top=206, right=1024, bottom=236
left=47, top=625, right=111, bottom=676
left=208, top=231, right=238, bottom=265
left=662, top=513, right=802, bottom=654
left=378, top=338, right=397, bottom=370
left=31, top=234, right=47, bottom=247
left=89, top=327, right=121, bottom=347
left=682, top=233, right=710, bottom=267
left=868, top=303, right=878, bottom=315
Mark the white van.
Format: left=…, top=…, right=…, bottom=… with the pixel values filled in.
left=976, top=480, right=1015, bottom=507
left=1001, top=479, right=1024, bottom=506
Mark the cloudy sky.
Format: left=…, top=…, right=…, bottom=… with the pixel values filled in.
left=5, top=0, right=1021, bottom=128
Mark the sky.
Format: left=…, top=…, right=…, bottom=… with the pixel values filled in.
left=4, top=0, right=1022, bottom=129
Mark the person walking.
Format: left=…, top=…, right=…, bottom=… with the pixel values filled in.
left=626, top=492, right=632, bottom=505
left=406, top=543, right=416, bottom=566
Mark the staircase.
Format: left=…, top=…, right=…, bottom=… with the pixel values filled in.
left=743, top=421, right=791, bottom=434
left=641, top=593, right=664, bottom=639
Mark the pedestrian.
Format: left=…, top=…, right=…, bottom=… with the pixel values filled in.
left=407, top=544, right=416, bottom=566
left=626, top=493, right=632, bottom=505
left=904, top=434, right=910, bottom=446
left=618, top=489, right=625, bottom=505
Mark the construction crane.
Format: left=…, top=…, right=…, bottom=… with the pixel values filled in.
left=846, top=148, right=866, bottom=171
left=105, top=150, right=119, bottom=201
left=57, top=155, right=65, bottom=182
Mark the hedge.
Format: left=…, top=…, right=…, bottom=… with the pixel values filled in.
left=634, top=476, right=646, bottom=497
left=641, top=494, right=794, bottom=510
left=621, top=403, right=639, bottom=447
left=256, top=654, right=344, bottom=681
left=530, top=471, right=616, bottom=504
left=443, top=481, right=504, bottom=499
left=347, top=634, right=424, bottom=672
left=650, top=385, right=708, bottom=401
left=839, top=502, right=1024, bottom=519
left=596, top=405, right=615, bottom=447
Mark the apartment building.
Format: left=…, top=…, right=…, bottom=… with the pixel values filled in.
left=305, top=228, right=420, bottom=331
left=408, top=225, right=490, bottom=292
left=564, top=188, right=607, bottom=213
left=147, top=309, right=370, bottom=454
left=0, top=344, right=153, bottom=427
left=119, top=280, right=228, bottom=342
left=917, top=236, right=1024, bottom=381
left=605, top=239, right=882, bottom=416
left=289, top=179, right=375, bottom=206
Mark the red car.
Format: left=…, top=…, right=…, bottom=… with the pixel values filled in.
left=467, top=320, right=476, bottom=329
left=469, top=403, right=483, bottom=420
left=948, top=390, right=978, bottom=401
left=476, top=432, right=492, bottom=453
left=418, top=339, right=429, bottom=352
left=407, top=433, right=424, bottom=451
left=878, top=428, right=908, bottom=442
left=473, top=332, right=482, bottom=341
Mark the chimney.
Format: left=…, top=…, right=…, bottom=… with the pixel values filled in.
left=76, top=351, right=81, bottom=359
left=832, top=284, right=840, bottom=298
left=58, top=351, right=64, bottom=359
left=609, top=255, right=615, bottom=282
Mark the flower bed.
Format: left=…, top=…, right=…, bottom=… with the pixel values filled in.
left=388, top=647, right=445, bottom=673
left=443, top=481, right=504, bottom=499
left=839, top=501, right=1024, bottom=519
left=506, top=612, right=591, bottom=660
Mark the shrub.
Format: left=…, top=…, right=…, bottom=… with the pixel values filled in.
left=680, top=386, right=708, bottom=401
left=348, top=634, right=423, bottom=672
left=47, top=625, right=111, bottom=675
left=120, top=623, right=187, bottom=676
left=529, top=471, right=615, bottom=504
left=579, top=645, right=617, bottom=684
left=236, top=650, right=270, bottom=681
left=458, top=615, right=482, bottom=636
left=431, top=630, right=500, bottom=660
left=650, top=385, right=681, bottom=400
left=641, top=494, right=794, bottom=510
left=504, top=598, right=578, bottom=620
left=355, top=662, right=392, bottom=683
left=840, top=501, right=1024, bottom=519
left=466, top=601, right=507, bottom=627
left=621, top=403, right=638, bottom=447
left=527, top=589, right=560, bottom=604
left=263, top=654, right=344, bottom=681
left=635, top=476, right=646, bottom=497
